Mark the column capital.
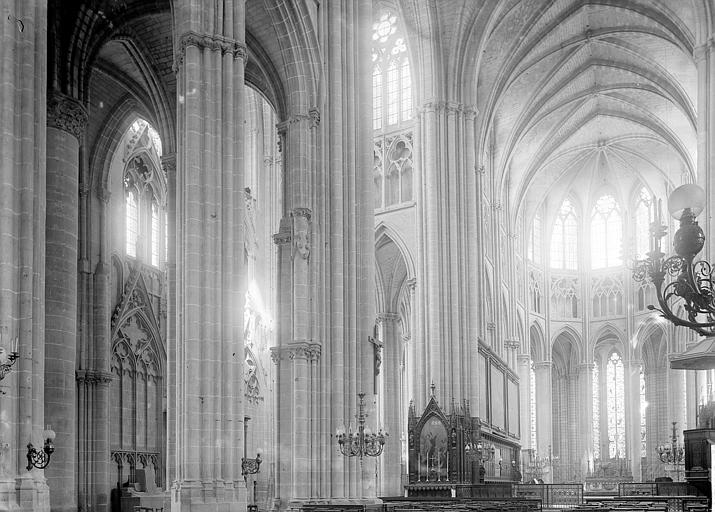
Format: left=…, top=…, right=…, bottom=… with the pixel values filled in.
left=417, top=100, right=477, bottom=118
left=76, top=369, right=113, bottom=387
left=270, top=342, right=322, bottom=363
left=161, top=153, right=177, bottom=175
left=533, top=361, right=552, bottom=371
left=504, top=338, right=521, bottom=350
left=377, top=312, right=399, bottom=323
left=517, top=353, right=531, bottom=365
left=174, top=31, right=246, bottom=71
left=47, top=91, right=87, bottom=141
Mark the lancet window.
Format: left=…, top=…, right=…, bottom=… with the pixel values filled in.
left=591, top=194, right=622, bottom=269
left=592, top=363, right=600, bottom=459
left=550, top=199, right=577, bottom=270
left=606, top=351, right=625, bottom=458
left=123, top=119, right=166, bottom=267
left=528, top=213, right=542, bottom=264
left=640, top=367, right=646, bottom=457
left=635, top=187, right=652, bottom=260
left=529, top=270, right=543, bottom=314
left=372, top=8, right=413, bottom=211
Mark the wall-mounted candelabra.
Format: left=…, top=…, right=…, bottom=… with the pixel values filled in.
left=336, top=393, right=387, bottom=458
left=26, top=427, right=56, bottom=471
left=241, top=452, right=262, bottom=481
left=0, top=334, right=19, bottom=381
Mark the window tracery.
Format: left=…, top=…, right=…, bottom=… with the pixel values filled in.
left=123, top=119, right=167, bottom=267
left=635, top=187, right=652, bottom=260
left=592, top=276, right=624, bottom=317
left=551, top=277, right=579, bottom=319
left=529, top=270, right=543, bottom=314
left=372, top=10, right=411, bottom=130
left=373, top=8, right=413, bottom=212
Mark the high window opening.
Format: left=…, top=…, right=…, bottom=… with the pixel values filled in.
left=606, top=351, right=626, bottom=459
left=635, top=187, right=652, bottom=260
left=122, top=119, right=166, bottom=267
left=373, top=9, right=414, bottom=211
left=550, top=198, right=578, bottom=270
left=591, top=194, right=622, bottom=269
left=528, top=213, right=542, bottom=264
left=372, top=11, right=411, bottom=130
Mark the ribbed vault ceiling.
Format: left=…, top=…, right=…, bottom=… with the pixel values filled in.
left=475, top=0, right=699, bottom=221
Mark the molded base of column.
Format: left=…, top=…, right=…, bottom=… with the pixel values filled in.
left=171, top=479, right=247, bottom=511
left=1, top=474, right=51, bottom=511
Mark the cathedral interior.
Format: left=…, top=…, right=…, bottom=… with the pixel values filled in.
left=3, top=0, right=715, bottom=511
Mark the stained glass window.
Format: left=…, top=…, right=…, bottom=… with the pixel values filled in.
left=529, top=213, right=542, bottom=264
left=607, top=352, right=625, bottom=458
left=530, top=362, right=537, bottom=450
left=640, top=367, right=646, bottom=458
left=151, top=200, right=160, bottom=266
left=550, top=198, right=578, bottom=269
left=372, top=11, right=412, bottom=129
left=635, top=187, right=652, bottom=260
left=591, top=194, right=622, bottom=268
left=592, top=363, right=600, bottom=459
left=126, top=187, right=138, bottom=257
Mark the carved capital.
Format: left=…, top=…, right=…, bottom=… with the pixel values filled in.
left=406, top=278, right=417, bottom=292
left=47, top=92, right=88, bottom=140
left=291, top=207, right=312, bottom=221
left=308, top=107, right=320, bottom=128
left=174, top=31, right=247, bottom=71
left=76, top=369, right=114, bottom=386
left=377, top=312, right=399, bottom=323
left=504, top=338, right=521, bottom=350
left=273, top=231, right=292, bottom=245
left=270, top=342, right=322, bottom=364
left=161, top=153, right=177, bottom=175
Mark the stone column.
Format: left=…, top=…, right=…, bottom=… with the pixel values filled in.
left=163, top=153, right=177, bottom=492
left=533, top=361, right=553, bottom=482
left=695, top=38, right=715, bottom=259
left=575, top=363, right=594, bottom=477
left=378, top=313, right=401, bottom=496
left=415, top=102, right=478, bottom=406
left=171, top=6, right=248, bottom=508
left=517, top=354, right=532, bottom=450
left=44, top=91, right=87, bottom=512
left=0, top=2, right=50, bottom=510
left=624, top=360, right=643, bottom=481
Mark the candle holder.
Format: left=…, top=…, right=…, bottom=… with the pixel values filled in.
left=0, top=335, right=19, bottom=381
left=336, top=393, right=387, bottom=458
left=26, top=428, right=56, bottom=471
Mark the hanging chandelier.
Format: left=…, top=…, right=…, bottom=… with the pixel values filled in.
left=656, top=421, right=685, bottom=465
left=336, top=393, right=387, bottom=458
left=633, top=184, right=715, bottom=337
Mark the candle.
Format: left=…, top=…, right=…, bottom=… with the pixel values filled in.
left=12, top=337, right=18, bottom=354
left=446, top=452, right=449, bottom=479
left=418, top=454, right=421, bottom=481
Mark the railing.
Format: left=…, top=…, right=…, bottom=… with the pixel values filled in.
left=513, top=483, right=583, bottom=508
left=618, top=481, right=704, bottom=497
